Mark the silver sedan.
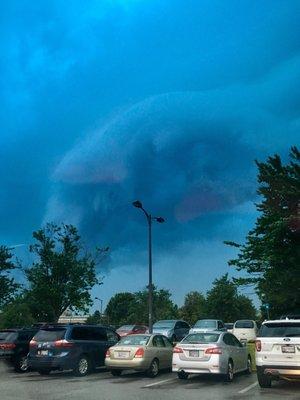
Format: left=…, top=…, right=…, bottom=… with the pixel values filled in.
left=172, top=331, right=252, bottom=382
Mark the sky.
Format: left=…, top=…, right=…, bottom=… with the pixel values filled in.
left=1, top=0, right=299, bottom=310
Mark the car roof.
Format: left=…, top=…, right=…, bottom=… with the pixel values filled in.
left=262, top=319, right=300, bottom=324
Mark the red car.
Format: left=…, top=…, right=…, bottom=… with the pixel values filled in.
left=116, top=325, right=148, bottom=337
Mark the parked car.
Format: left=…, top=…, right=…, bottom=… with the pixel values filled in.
left=152, top=320, right=190, bottom=342
left=189, top=319, right=226, bottom=333
left=27, top=324, right=119, bottom=376
left=233, top=320, right=258, bottom=343
left=224, top=323, right=234, bottom=333
left=0, top=328, right=38, bottom=372
left=172, top=331, right=251, bottom=382
left=255, top=319, right=300, bottom=387
left=105, top=334, right=173, bottom=377
left=116, top=325, right=148, bottom=337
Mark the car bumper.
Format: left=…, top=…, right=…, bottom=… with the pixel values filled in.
left=28, top=356, right=74, bottom=371
left=105, top=358, right=150, bottom=371
left=172, top=360, right=224, bottom=374
left=257, top=365, right=300, bottom=379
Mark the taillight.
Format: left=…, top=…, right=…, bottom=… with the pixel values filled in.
left=29, top=340, right=37, bottom=348
left=255, top=340, right=262, bottom=352
left=205, top=347, right=222, bottom=354
left=54, top=340, right=74, bottom=348
left=0, top=343, right=16, bottom=350
left=173, top=346, right=183, bottom=353
left=134, top=348, right=145, bottom=358
left=106, top=349, right=111, bottom=358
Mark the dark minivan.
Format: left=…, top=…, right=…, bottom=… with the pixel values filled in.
left=0, top=328, right=38, bottom=372
left=28, top=324, right=120, bottom=376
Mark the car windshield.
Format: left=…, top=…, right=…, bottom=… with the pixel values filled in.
left=259, top=322, right=300, bottom=337
left=235, top=321, right=254, bottom=329
left=153, top=321, right=175, bottom=329
left=117, top=335, right=150, bottom=346
left=194, top=320, right=217, bottom=328
left=0, top=331, right=17, bottom=341
left=34, top=328, right=67, bottom=342
left=117, top=325, right=134, bottom=331
left=182, top=333, right=220, bottom=344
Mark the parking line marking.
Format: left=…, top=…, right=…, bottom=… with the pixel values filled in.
left=143, top=378, right=177, bottom=388
left=238, top=381, right=258, bottom=394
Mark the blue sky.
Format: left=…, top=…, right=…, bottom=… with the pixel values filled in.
left=1, top=0, right=299, bottom=309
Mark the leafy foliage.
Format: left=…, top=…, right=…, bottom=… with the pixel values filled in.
left=105, top=293, right=137, bottom=326
left=0, top=246, right=19, bottom=309
left=86, top=310, right=102, bottom=325
left=205, top=274, right=257, bottom=322
left=25, top=223, right=101, bottom=322
left=0, top=297, right=35, bottom=329
left=225, top=147, right=300, bottom=317
left=179, top=291, right=207, bottom=325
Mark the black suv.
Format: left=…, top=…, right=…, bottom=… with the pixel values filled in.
left=0, top=328, right=39, bottom=372
left=28, top=324, right=120, bottom=376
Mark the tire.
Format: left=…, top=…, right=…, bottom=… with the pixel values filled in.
left=246, top=356, right=252, bottom=375
left=38, top=369, right=51, bottom=375
left=73, top=355, right=90, bottom=377
left=178, top=371, right=189, bottom=380
left=14, top=356, right=29, bottom=373
left=111, top=370, right=122, bottom=377
left=257, top=368, right=272, bottom=388
left=224, top=360, right=234, bottom=382
left=146, top=359, right=159, bottom=378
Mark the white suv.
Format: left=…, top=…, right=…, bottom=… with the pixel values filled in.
left=255, top=319, right=300, bottom=387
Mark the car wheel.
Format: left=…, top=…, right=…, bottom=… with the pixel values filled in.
left=111, top=370, right=122, bottom=377
left=178, top=371, right=189, bottom=380
left=38, top=369, right=51, bottom=375
left=14, top=356, right=29, bottom=373
left=246, top=356, right=252, bottom=374
left=73, top=355, right=90, bottom=377
left=257, top=369, right=272, bottom=388
left=146, top=359, right=159, bottom=378
left=225, top=360, right=234, bottom=382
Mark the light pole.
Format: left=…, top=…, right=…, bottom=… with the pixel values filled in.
left=95, top=297, right=103, bottom=321
left=132, top=200, right=165, bottom=334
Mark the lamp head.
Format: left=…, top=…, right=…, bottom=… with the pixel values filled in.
left=132, top=200, right=143, bottom=209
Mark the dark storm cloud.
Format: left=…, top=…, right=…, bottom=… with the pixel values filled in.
left=0, top=0, right=299, bottom=275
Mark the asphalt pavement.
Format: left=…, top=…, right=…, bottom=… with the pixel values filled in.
left=0, top=362, right=299, bottom=400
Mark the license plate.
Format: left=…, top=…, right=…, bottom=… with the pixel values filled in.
left=189, top=350, right=199, bottom=357
left=38, top=350, right=49, bottom=356
left=282, top=345, right=295, bottom=353
left=116, top=351, right=130, bottom=359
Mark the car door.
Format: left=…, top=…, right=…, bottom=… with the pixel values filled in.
left=223, top=334, right=239, bottom=372
left=230, top=334, right=246, bottom=371
left=162, top=336, right=173, bottom=368
left=152, top=335, right=167, bottom=368
left=91, top=327, right=111, bottom=367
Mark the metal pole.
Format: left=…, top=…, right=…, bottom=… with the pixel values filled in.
left=148, top=214, right=153, bottom=334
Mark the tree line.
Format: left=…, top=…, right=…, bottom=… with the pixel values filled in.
left=0, top=147, right=299, bottom=328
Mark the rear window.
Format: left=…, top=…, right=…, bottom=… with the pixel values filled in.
left=117, top=325, right=134, bottom=331
left=34, top=328, right=66, bottom=342
left=182, top=333, right=220, bottom=344
left=0, top=331, right=18, bottom=342
left=259, top=323, right=300, bottom=337
left=194, top=320, right=217, bottom=329
left=235, top=321, right=254, bottom=329
left=117, top=335, right=150, bottom=346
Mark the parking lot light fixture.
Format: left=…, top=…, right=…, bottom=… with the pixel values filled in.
left=132, top=200, right=165, bottom=334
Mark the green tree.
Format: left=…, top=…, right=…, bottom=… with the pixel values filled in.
left=105, top=292, right=137, bottom=326
left=25, top=223, right=101, bottom=322
left=133, top=287, right=178, bottom=324
left=0, top=297, right=35, bottom=329
left=0, top=246, right=19, bottom=309
left=225, top=147, right=300, bottom=317
left=86, top=310, right=102, bottom=325
left=179, top=291, right=206, bottom=325
left=205, top=274, right=256, bottom=322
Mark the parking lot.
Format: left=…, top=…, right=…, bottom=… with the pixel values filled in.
left=1, top=362, right=299, bottom=400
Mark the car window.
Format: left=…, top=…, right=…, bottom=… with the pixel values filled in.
left=152, top=335, right=165, bottom=347
left=18, top=332, right=32, bottom=341
left=259, top=322, right=300, bottom=337
left=106, top=329, right=118, bottom=342
left=71, top=327, right=90, bottom=340
left=235, top=320, right=255, bottom=329
left=162, top=336, right=173, bottom=347
left=182, top=333, right=220, bottom=344
left=223, top=333, right=235, bottom=346
left=34, top=328, right=66, bottom=342
left=117, top=336, right=150, bottom=346
left=231, top=334, right=243, bottom=347
left=0, top=331, right=18, bottom=342
left=90, top=327, right=107, bottom=341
